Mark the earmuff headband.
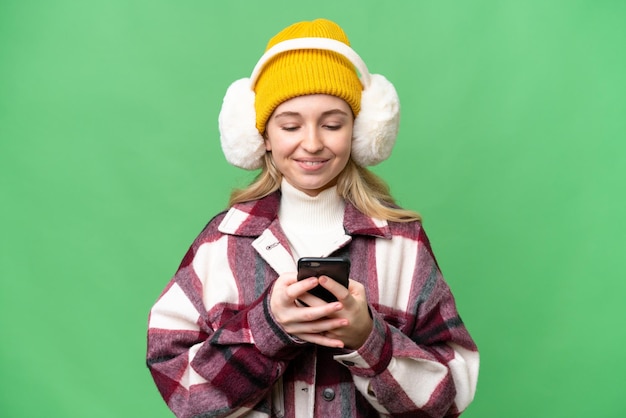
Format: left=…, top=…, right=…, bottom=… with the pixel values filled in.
left=249, top=37, right=372, bottom=89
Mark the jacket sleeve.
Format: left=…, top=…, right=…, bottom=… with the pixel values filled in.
left=334, top=225, right=479, bottom=417
left=146, top=223, right=304, bottom=418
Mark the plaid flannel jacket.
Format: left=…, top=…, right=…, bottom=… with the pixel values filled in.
left=147, top=191, right=479, bottom=417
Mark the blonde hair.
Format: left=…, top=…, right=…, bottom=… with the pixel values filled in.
left=228, top=154, right=421, bottom=223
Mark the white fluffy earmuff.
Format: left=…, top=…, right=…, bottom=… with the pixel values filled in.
left=218, top=37, right=400, bottom=170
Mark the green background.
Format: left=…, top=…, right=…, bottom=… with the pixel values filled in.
left=1, top=1, right=625, bottom=417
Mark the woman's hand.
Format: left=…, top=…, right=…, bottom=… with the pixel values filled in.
left=314, top=277, right=373, bottom=349
left=269, top=273, right=373, bottom=350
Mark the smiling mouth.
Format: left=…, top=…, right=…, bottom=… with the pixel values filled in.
left=300, top=160, right=326, bottom=166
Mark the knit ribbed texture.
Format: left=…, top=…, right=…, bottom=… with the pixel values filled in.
left=254, top=19, right=362, bottom=134
left=278, top=178, right=346, bottom=260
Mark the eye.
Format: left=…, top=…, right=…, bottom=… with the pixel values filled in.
left=281, top=124, right=300, bottom=132
left=323, top=124, right=342, bottom=131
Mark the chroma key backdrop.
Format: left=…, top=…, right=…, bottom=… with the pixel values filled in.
left=1, top=1, right=625, bottom=417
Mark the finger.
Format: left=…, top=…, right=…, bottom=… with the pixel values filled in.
left=318, top=275, right=351, bottom=302
left=296, top=290, right=332, bottom=308
left=297, top=302, right=344, bottom=322
left=273, top=271, right=298, bottom=287
left=280, top=304, right=346, bottom=332
left=286, top=277, right=320, bottom=301
left=285, top=314, right=346, bottom=333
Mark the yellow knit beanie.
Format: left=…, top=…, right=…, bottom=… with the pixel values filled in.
left=254, top=19, right=363, bottom=134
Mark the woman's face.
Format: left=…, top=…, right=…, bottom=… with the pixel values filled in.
left=264, top=94, right=354, bottom=196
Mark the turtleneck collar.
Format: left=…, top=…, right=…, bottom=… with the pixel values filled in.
left=278, top=178, right=345, bottom=231
left=277, top=178, right=346, bottom=258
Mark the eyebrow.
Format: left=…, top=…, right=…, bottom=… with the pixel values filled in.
left=273, top=108, right=350, bottom=119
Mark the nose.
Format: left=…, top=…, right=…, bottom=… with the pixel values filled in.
left=300, top=126, right=324, bottom=153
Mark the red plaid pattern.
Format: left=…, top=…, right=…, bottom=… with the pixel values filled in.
left=147, top=191, right=479, bottom=417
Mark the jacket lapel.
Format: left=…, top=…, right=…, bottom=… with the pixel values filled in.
left=218, top=190, right=392, bottom=275
left=218, top=192, right=296, bottom=274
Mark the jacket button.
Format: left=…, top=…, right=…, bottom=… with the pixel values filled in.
left=322, top=388, right=335, bottom=401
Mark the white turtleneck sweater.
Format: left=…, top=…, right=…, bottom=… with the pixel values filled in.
left=278, top=179, right=347, bottom=260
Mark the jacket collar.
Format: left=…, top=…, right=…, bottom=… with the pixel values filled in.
left=218, top=190, right=392, bottom=239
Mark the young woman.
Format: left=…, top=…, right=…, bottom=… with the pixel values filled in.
left=147, top=18, right=479, bottom=418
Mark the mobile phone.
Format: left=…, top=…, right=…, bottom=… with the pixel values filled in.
left=297, top=257, right=350, bottom=302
